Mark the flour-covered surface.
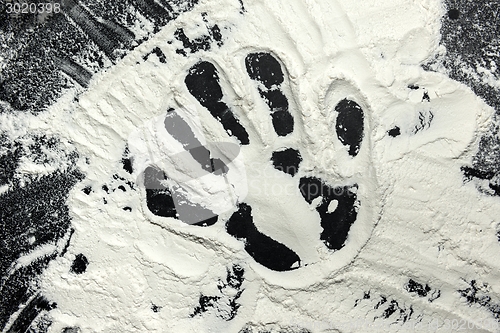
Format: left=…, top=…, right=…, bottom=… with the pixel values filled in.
left=430, top=0, right=500, bottom=200
left=1, top=0, right=500, bottom=332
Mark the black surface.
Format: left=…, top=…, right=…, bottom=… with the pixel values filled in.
left=299, top=177, right=358, bottom=251
left=405, top=279, right=431, bottom=297
left=143, top=47, right=167, bottom=64
left=354, top=292, right=415, bottom=324
left=388, top=126, right=401, bottom=137
left=0, top=165, right=83, bottom=330
left=245, top=52, right=284, bottom=89
left=144, top=165, right=181, bottom=219
left=0, top=0, right=198, bottom=114
left=121, top=146, right=133, bottom=174
left=70, top=254, right=88, bottom=274
left=458, top=280, right=500, bottom=321
left=0, top=135, right=83, bottom=328
left=62, top=328, right=81, bottom=333
left=271, top=148, right=302, bottom=176
left=431, top=1, right=500, bottom=200
left=334, top=99, right=364, bottom=157
left=404, top=279, right=440, bottom=302
left=245, top=52, right=294, bottom=136
left=191, top=264, right=244, bottom=321
left=174, top=19, right=223, bottom=56
left=5, top=294, right=55, bottom=333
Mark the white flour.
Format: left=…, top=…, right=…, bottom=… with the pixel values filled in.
left=4, top=0, right=497, bottom=332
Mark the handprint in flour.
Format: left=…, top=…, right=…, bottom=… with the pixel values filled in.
left=131, top=50, right=376, bottom=273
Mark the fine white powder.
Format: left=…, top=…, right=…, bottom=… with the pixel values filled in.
left=4, top=0, right=498, bottom=332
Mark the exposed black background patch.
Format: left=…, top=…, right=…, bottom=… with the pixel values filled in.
left=0, top=0, right=198, bottom=114
left=271, top=148, right=302, bottom=176
left=0, top=142, right=83, bottom=330
left=428, top=1, right=500, bottom=201
left=458, top=280, right=500, bottom=321
left=354, top=291, right=415, bottom=325
left=70, top=254, right=89, bottom=274
left=335, top=99, right=364, bottom=157
left=245, top=52, right=294, bottom=136
left=191, top=264, right=244, bottom=320
left=405, top=279, right=441, bottom=302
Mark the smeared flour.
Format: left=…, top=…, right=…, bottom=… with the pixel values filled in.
left=3, top=0, right=499, bottom=332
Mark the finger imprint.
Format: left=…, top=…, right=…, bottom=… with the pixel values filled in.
left=245, top=52, right=294, bottom=137
left=299, top=177, right=359, bottom=250
left=164, top=108, right=228, bottom=174
left=143, top=165, right=218, bottom=226
left=335, top=99, right=364, bottom=157
left=185, top=61, right=250, bottom=145
left=226, top=203, right=301, bottom=271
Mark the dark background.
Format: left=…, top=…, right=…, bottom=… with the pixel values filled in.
left=0, top=1, right=198, bottom=331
